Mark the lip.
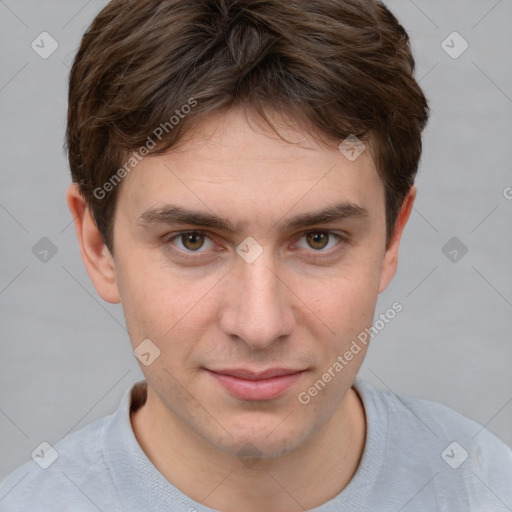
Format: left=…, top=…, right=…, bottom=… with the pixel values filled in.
left=206, top=368, right=306, bottom=401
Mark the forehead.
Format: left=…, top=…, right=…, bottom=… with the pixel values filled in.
left=117, top=108, right=383, bottom=221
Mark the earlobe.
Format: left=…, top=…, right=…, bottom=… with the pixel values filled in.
left=66, top=184, right=121, bottom=304
left=378, top=186, right=416, bottom=294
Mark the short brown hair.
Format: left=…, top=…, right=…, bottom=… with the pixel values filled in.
left=66, top=0, right=429, bottom=254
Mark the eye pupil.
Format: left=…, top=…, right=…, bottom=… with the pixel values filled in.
left=306, top=232, right=329, bottom=250
left=182, top=232, right=204, bottom=251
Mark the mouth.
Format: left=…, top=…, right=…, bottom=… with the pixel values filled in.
left=205, top=368, right=307, bottom=401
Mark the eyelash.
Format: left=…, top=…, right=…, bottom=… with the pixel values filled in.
left=163, top=230, right=349, bottom=261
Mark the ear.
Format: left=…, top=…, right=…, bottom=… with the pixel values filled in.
left=378, top=186, right=416, bottom=294
left=66, top=183, right=121, bottom=304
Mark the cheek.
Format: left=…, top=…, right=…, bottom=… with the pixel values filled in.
left=116, top=255, right=220, bottom=350
left=306, top=260, right=382, bottom=341
left=114, top=255, right=175, bottom=343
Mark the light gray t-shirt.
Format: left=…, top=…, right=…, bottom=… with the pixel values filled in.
left=1, top=378, right=511, bottom=511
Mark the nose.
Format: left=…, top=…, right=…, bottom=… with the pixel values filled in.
left=218, top=249, right=295, bottom=350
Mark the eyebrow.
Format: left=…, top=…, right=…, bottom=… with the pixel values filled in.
left=137, top=202, right=369, bottom=233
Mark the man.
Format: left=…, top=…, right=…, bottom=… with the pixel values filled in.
left=1, top=0, right=511, bottom=510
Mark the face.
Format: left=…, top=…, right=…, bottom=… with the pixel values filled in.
left=84, top=108, right=406, bottom=460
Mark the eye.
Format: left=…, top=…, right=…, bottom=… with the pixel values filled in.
left=293, top=231, right=346, bottom=252
left=166, top=231, right=215, bottom=253
left=163, top=229, right=348, bottom=261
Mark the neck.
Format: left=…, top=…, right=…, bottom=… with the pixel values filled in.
left=130, top=385, right=366, bottom=512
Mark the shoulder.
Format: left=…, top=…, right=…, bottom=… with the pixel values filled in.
left=0, top=413, right=121, bottom=512
left=354, top=378, right=512, bottom=510
left=355, top=377, right=511, bottom=448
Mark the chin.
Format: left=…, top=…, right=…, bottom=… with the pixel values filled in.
left=197, top=413, right=320, bottom=462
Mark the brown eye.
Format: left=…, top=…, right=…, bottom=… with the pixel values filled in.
left=306, top=231, right=330, bottom=250
left=181, top=232, right=205, bottom=251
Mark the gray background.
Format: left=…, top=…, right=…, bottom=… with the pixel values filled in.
left=0, top=0, right=511, bottom=481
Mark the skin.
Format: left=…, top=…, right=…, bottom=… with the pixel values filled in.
left=67, top=107, right=415, bottom=512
